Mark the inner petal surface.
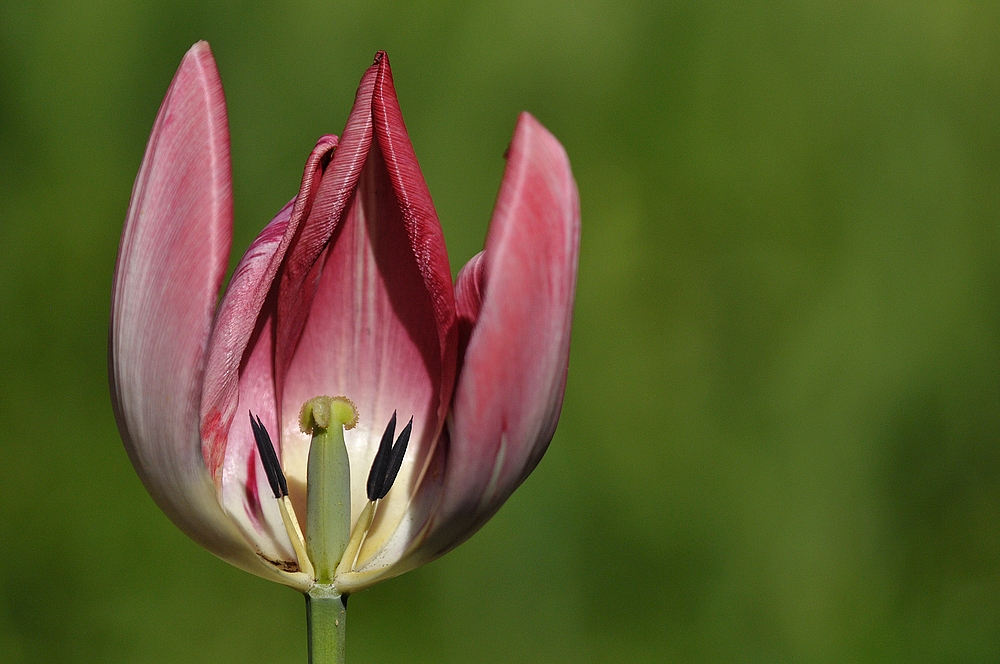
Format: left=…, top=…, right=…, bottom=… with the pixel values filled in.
left=221, top=313, right=298, bottom=568
left=281, top=144, right=443, bottom=570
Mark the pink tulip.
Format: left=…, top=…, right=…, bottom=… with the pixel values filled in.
left=110, top=42, right=579, bottom=594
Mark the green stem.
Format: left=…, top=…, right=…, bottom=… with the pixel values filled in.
left=306, top=585, right=346, bottom=664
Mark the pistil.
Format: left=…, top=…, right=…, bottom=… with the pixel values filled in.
left=300, top=396, right=356, bottom=584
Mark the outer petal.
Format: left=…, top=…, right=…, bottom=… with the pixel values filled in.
left=109, top=42, right=270, bottom=577
left=419, top=113, right=580, bottom=559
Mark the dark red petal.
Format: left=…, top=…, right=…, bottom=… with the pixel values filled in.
left=371, top=54, right=458, bottom=403
left=275, top=54, right=456, bottom=420
left=275, top=54, right=458, bottom=577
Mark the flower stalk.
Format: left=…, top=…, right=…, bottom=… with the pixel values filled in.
left=306, top=585, right=347, bottom=664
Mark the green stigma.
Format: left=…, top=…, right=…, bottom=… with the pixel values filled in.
left=300, top=395, right=358, bottom=433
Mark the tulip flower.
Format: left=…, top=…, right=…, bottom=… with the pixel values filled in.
left=110, top=41, right=578, bottom=661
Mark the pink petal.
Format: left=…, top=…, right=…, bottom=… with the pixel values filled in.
left=202, top=204, right=299, bottom=566
left=454, top=250, right=485, bottom=369
left=275, top=53, right=456, bottom=418
left=424, top=113, right=580, bottom=556
left=200, top=135, right=338, bottom=481
left=277, top=53, right=457, bottom=571
left=198, top=135, right=338, bottom=575
left=371, top=52, right=458, bottom=393
left=272, top=60, right=380, bottom=392
left=109, top=42, right=274, bottom=577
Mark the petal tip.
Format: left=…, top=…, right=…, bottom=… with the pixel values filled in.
left=182, top=41, right=218, bottom=72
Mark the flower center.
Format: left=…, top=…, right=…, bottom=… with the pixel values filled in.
left=250, top=398, right=411, bottom=586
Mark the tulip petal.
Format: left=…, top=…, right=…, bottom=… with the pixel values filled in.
left=198, top=136, right=338, bottom=585
left=200, top=134, right=339, bottom=481
left=423, top=113, right=580, bottom=556
left=205, top=205, right=302, bottom=573
left=454, top=250, right=485, bottom=366
left=109, top=42, right=278, bottom=579
left=278, top=53, right=457, bottom=578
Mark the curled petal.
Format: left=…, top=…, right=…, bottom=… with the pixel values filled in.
left=198, top=134, right=338, bottom=588
left=371, top=52, right=458, bottom=390
left=109, top=42, right=275, bottom=578
left=454, top=250, right=485, bottom=369
left=200, top=134, right=339, bottom=481
left=276, top=53, right=456, bottom=422
left=422, top=113, right=580, bottom=558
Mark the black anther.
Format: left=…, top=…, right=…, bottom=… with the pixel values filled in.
left=250, top=411, right=288, bottom=499
left=366, top=412, right=412, bottom=501
left=366, top=411, right=396, bottom=500
left=381, top=417, right=412, bottom=499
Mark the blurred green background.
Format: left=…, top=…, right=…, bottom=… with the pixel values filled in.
left=2, top=1, right=1000, bottom=662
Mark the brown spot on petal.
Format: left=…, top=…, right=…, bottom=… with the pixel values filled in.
left=257, top=552, right=300, bottom=573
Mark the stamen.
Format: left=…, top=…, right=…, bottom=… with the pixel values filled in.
left=382, top=417, right=412, bottom=498
left=278, top=497, right=314, bottom=578
left=337, top=413, right=412, bottom=575
left=366, top=413, right=412, bottom=501
left=351, top=499, right=380, bottom=571
left=248, top=412, right=313, bottom=578
left=338, top=500, right=375, bottom=574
